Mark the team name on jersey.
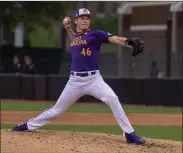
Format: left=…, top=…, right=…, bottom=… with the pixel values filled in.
left=71, top=36, right=87, bottom=46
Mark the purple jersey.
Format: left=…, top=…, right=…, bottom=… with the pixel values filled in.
left=70, top=29, right=113, bottom=72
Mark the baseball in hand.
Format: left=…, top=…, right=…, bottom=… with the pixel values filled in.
left=63, top=17, right=71, bottom=25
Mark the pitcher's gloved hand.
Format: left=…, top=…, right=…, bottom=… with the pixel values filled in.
left=125, top=37, right=144, bottom=57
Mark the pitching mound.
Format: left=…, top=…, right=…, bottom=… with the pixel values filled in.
left=1, top=130, right=182, bottom=153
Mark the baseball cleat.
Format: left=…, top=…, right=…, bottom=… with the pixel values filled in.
left=12, top=122, right=28, bottom=131
left=125, top=132, right=146, bottom=145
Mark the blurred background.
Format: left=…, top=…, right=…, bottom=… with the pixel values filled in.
left=0, top=1, right=182, bottom=105
left=0, top=1, right=182, bottom=78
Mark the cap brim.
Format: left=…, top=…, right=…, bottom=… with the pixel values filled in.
left=76, top=14, right=91, bottom=18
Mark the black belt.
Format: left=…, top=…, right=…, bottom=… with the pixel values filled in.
left=70, top=71, right=96, bottom=77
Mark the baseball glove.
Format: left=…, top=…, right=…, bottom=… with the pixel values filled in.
left=125, top=37, right=144, bottom=57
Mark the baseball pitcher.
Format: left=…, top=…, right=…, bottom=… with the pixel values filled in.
left=12, top=8, right=145, bottom=145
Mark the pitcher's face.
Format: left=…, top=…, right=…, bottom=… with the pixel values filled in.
left=75, top=15, right=91, bottom=31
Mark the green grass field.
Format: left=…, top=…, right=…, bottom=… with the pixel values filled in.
left=1, top=101, right=182, bottom=114
left=1, top=125, right=182, bottom=141
left=1, top=100, right=182, bottom=141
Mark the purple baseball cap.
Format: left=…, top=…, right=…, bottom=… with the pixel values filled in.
left=75, top=8, right=91, bottom=18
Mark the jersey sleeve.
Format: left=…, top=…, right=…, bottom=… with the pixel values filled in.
left=94, top=30, right=114, bottom=43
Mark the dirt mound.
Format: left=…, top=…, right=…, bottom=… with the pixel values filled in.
left=1, top=130, right=182, bottom=153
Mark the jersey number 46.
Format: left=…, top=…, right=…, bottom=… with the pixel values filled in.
left=81, top=48, right=91, bottom=56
